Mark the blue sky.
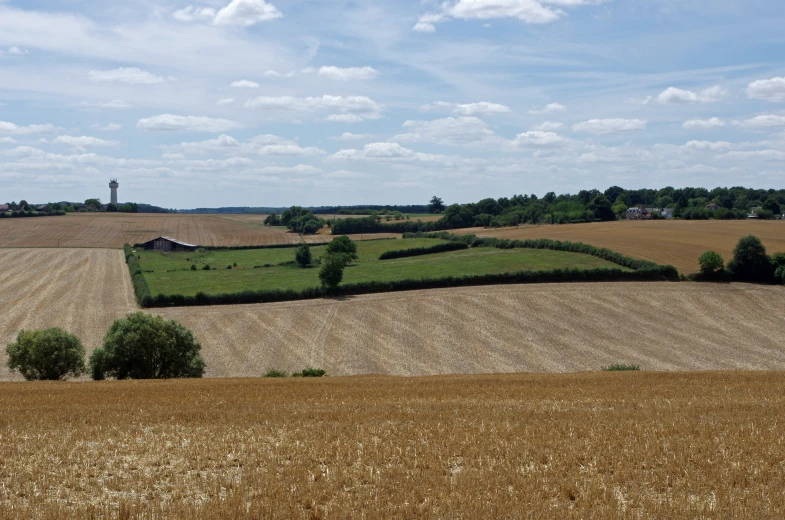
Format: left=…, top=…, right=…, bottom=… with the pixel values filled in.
left=1, top=0, right=785, bottom=208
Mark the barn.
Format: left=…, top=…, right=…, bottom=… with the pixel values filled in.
left=140, top=236, right=198, bottom=252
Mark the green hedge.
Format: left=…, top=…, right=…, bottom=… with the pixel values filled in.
left=0, top=211, right=66, bottom=218
left=379, top=242, right=468, bottom=260
left=124, top=244, right=153, bottom=306
left=139, top=265, right=677, bottom=308
left=404, top=231, right=679, bottom=275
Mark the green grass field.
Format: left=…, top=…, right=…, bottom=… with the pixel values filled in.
left=137, top=238, right=628, bottom=297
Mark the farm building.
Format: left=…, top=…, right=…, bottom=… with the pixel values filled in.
left=140, top=236, right=198, bottom=252
left=0, top=204, right=9, bottom=213
left=706, top=203, right=721, bottom=211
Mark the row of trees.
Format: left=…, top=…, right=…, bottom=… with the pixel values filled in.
left=698, top=236, right=785, bottom=284
left=6, top=313, right=205, bottom=381
left=4, top=199, right=139, bottom=213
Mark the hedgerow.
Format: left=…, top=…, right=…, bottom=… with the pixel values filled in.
left=124, top=244, right=153, bottom=306
left=0, top=211, right=67, bottom=218
left=379, top=242, right=469, bottom=260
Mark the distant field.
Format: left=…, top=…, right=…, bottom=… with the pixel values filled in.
left=453, top=220, right=785, bottom=273
left=3, top=372, right=785, bottom=517
left=138, top=238, right=626, bottom=296
left=0, top=213, right=399, bottom=248
left=2, top=247, right=784, bottom=380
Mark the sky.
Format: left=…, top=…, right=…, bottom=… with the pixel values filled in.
left=1, top=0, right=785, bottom=208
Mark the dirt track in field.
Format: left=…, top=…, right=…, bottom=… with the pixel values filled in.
left=453, top=220, right=785, bottom=273
left=0, top=249, right=137, bottom=380
left=2, top=249, right=784, bottom=381
left=0, top=213, right=399, bottom=248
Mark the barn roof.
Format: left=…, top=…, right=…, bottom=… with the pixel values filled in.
left=143, top=236, right=198, bottom=248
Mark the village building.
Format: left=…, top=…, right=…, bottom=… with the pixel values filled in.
left=140, top=236, right=198, bottom=252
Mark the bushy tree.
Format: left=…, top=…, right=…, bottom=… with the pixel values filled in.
left=90, top=313, right=205, bottom=380
left=6, top=328, right=86, bottom=381
left=264, top=213, right=282, bottom=226
left=762, top=197, right=781, bottom=216
left=106, top=203, right=118, bottom=212
left=698, top=251, right=725, bottom=276
left=428, top=195, right=445, bottom=214
left=727, top=235, right=775, bottom=283
left=319, top=253, right=349, bottom=289
left=295, top=243, right=312, bottom=267
left=587, top=195, right=615, bottom=221
left=776, top=266, right=785, bottom=285
left=327, top=235, right=358, bottom=261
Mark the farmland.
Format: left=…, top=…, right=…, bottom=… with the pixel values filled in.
left=137, top=238, right=626, bottom=297
left=453, top=220, right=785, bottom=273
left=0, top=213, right=399, bottom=249
left=2, top=372, right=785, bottom=517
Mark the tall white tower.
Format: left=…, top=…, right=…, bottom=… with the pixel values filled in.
left=109, top=179, right=119, bottom=204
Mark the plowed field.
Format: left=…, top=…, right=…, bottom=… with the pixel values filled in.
left=453, top=220, right=785, bottom=273
left=0, top=214, right=399, bottom=248
left=2, top=249, right=784, bottom=382
left=2, top=372, right=785, bottom=517
left=0, top=248, right=137, bottom=380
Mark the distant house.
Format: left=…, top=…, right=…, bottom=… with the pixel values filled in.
left=626, top=207, right=652, bottom=220
left=706, top=203, right=721, bottom=211
left=140, top=236, right=198, bottom=252
left=36, top=205, right=49, bottom=212
left=661, top=208, right=674, bottom=219
left=0, top=204, right=9, bottom=213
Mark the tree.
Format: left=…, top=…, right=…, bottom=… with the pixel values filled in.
left=319, top=253, right=349, bottom=289
left=763, top=197, right=781, bottom=216
left=727, top=235, right=774, bottom=283
left=698, top=251, right=725, bottom=276
left=264, top=213, right=282, bottom=226
left=428, top=196, right=445, bottom=214
left=106, top=203, right=118, bottom=212
left=6, top=328, right=86, bottom=381
left=295, top=244, right=312, bottom=267
left=587, top=195, right=615, bottom=221
left=90, top=313, right=205, bottom=380
left=326, top=235, right=358, bottom=261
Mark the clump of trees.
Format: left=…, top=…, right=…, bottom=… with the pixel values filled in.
left=264, top=206, right=324, bottom=234
left=6, top=328, right=86, bottom=381
left=90, top=313, right=205, bottom=380
left=695, top=235, right=785, bottom=284
left=318, top=236, right=358, bottom=289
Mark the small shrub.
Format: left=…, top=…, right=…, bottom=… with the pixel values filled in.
left=191, top=264, right=197, bottom=271
left=203, top=264, right=211, bottom=271
left=327, top=236, right=358, bottom=261
left=6, top=328, right=86, bottom=381
left=602, top=364, right=641, bottom=372
left=298, top=368, right=326, bottom=377
left=295, top=244, right=312, bottom=267
left=264, top=369, right=288, bottom=378
left=776, top=266, right=785, bottom=285
left=698, top=250, right=724, bottom=276
left=226, top=265, right=232, bottom=270
left=319, top=253, right=349, bottom=289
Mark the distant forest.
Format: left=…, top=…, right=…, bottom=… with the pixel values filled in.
left=176, top=205, right=429, bottom=215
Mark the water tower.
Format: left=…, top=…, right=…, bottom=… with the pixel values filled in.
left=109, top=179, right=119, bottom=204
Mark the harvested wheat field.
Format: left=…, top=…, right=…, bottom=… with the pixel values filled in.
left=453, top=220, right=785, bottom=273
left=0, top=213, right=400, bottom=249
left=1, top=372, right=784, bottom=518
left=154, top=282, right=785, bottom=378
left=0, top=248, right=138, bottom=380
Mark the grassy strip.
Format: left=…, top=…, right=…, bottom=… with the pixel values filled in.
left=379, top=242, right=468, bottom=260
left=140, top=265, right=676, bottom=308
left=124, top=244, right=153, bottom=306
left=405, top=231, right=679, bottom=275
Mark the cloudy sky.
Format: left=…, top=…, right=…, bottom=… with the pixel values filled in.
left=1, top=0, right=785, bottom=208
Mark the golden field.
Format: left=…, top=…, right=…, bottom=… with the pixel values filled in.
left=453, top=219, right=785, bottom=273
left=0, top=213, right=398, bottom=249
left=1, top=372, right=784, bottom=518
left=2, top=248, right=785, bottom=381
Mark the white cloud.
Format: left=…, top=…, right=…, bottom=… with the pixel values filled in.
left=0, top=137, right=17, bottom=144
left=737, top=114, right=785, bottom=129
left=508, top=131, right=566, bottom=147
left=528, top=102, right=566, bottom=114
left=164, top=133, right=324, bottom=157
left=655, top=86, right=728, bottom=104
left=413, top=13, right=445, bottom=32
left=725, top=150, right=785, bottom=160
left=746, top=77, right=785, bottom=103
left=446, top=0, right=563, bottom=24
left=0, top=121, right=58, bottom=135
left=8, top=46, right=29, bottom=55
left=90, top=123, right=123, bottom=131
left=317, top=66, right=379, bottom=81
left=255, top=165, right=323, bottom=175
left=572, top=118, right=647, bottom=134
left=217, top=98, right=235, bottom=105
left=256, top=144, right=325, bottom=156
left=172, top=6, right=216, bottom=22
left=421, top=100, right=510, bottom=116
left=682, top=117, right=725, bottom=130
left=244, top=95, right=383, bottom=121
left=213, top=0, right=283, bottom=26
left=137, top=114, right=242, bottom=132
left=77, top=100, right=133, bottom=110
left=54, top=135, right=118, bottom=147
left=532, top=121, right=564, bottom=131
left=393, top=117, right=499, bottom=146
left=230, top=79, right=259, bottom=88
left=88, top=67, right=165, bottom=85
left=330, top=132, right=374, bottom=141
left=263, top=69, right=293, bottom=78
left=683, top=140, right=731, bottom=151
